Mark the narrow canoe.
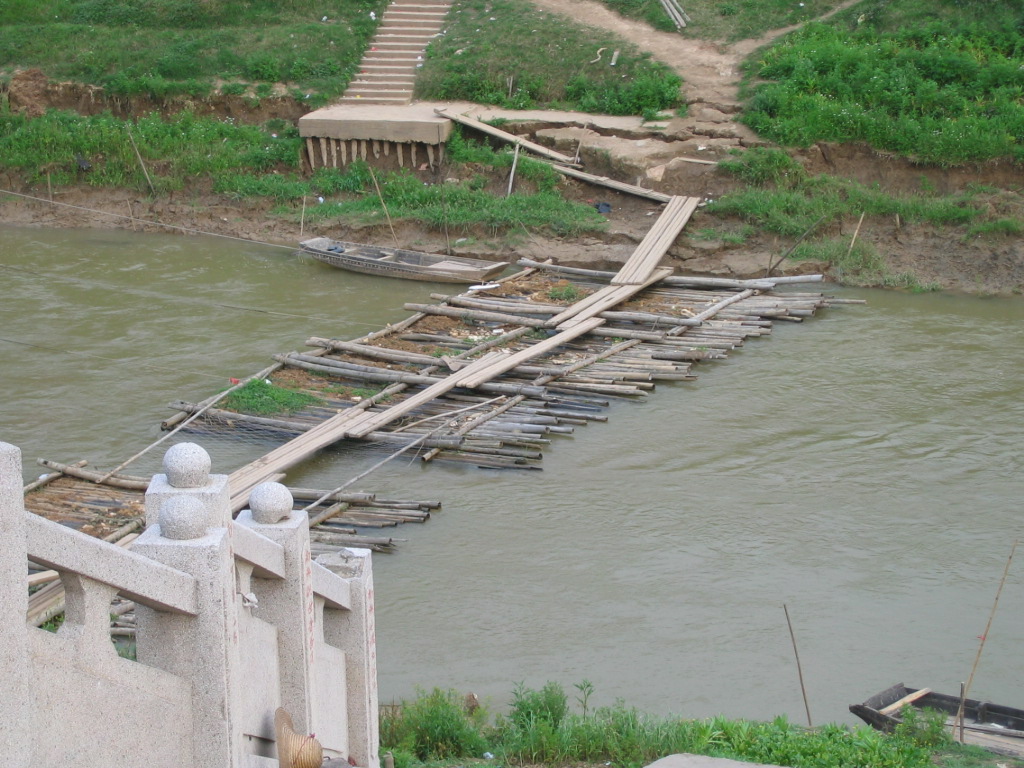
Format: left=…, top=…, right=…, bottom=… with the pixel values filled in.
left=298, top=237, right=508, bottom=284
left=850, top=682, right=1024, bottom=757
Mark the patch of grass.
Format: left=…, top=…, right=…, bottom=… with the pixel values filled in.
left=741, top=3, right=1024, bottom=165
left=308, top=168, right=606, bottom=238
left=221, top=379, right=322, bottom=416
left=966, top=218, right=1024, bottom=239
left=0, top=0, right=388, bottom=103
left=711, top=149, right=990, bottom=238
left=546, top=283, right=583, bottom=302
left=0, top=107, right=301, bottom=189
left=414, top=0, right=682, bottom=116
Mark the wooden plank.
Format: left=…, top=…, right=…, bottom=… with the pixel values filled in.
left=612, top=196, right=700, bottom=285
left=549, top=267, right=672, bottom=329
left=547, top=164, right=672, bottom=203
left=459, top=317, right=607, bottom=389
left=880, top=688, right=933, bottom=716
left=435, top=108, right=579, bottom=165
left=343, top=352, right=506, bottom=439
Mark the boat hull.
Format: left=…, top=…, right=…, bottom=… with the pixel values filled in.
left=851, top=683, right=1024, bottom=757
left=298, top=238, right=508, bottom=284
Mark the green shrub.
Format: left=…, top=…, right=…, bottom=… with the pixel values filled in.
left=386, top=688, right=488, bottom=760
left=508, top=681, right=569, bottom=730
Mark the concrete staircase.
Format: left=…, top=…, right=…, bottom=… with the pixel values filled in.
left=340, top=0, right=453, bottom=105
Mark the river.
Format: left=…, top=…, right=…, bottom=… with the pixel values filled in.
left=2, top=223, right=1021, bottom=726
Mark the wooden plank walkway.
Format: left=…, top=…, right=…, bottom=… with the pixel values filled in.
left=611, top=196, right=700, bottom=285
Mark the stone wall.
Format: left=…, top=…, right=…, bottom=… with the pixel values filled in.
left=0, top=440, right=379, bottom=768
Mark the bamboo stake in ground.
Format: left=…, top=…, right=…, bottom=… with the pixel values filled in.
left=368, top=166, right=399, bottom=247
left=126, top=126, right=156, bottom=196
left=507, top=144, right=521, bottom=198
left=784, top=603, right=813, bottom=727
left=300, top=196, right=306, bottom=237
left=846, top=212, right=866, bottom=262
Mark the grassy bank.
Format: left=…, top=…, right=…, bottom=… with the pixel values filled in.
left=0, top=108, right=605, bottom=238
left=0, top=0, right=386, bottom=106
left=380, top=682, right=1019, bottom=768
left=596, top=0, right=848, bottom=40
left=741, top=0, right=1024, bottom=165
left=415, top=0, right=682, bottom=117
left=705, top=148, right=1023, bottom=290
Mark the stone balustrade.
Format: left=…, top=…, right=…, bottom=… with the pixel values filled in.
left=0, top=440, right=379, bottom=768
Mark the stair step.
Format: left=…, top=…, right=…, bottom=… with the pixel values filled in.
left=339, top=95, right=412, bottom=104
left=349, top=80, right=416, bottom=91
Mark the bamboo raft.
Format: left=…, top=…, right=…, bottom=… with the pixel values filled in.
left=164, top=225, right=857, bottom=500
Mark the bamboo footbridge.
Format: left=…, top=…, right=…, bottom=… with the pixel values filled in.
left=24, top=196, right=862, bottom=581
left=178, top=196, right=857, bottom=511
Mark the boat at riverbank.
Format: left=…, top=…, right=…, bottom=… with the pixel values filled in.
left=851, top=683, right=1024, bottom=757
left=298, top=237, right=508, bottom=284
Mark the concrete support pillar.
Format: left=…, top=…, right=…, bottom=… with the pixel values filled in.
left=0, top=443, right=31, bottom=768
left=236, top=482, right=316, bottom=734
left=134, top=444, right=242, bottom=768
left=318, top=548, right=380, bottom=768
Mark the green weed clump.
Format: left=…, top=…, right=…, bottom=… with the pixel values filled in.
left=414, top=0, right=682, bottom=116
left=742, top=9, right=1024, bottom=164
left=221, top=379, right=322, bottom=416
left=381, top=681, right=952, bottom=768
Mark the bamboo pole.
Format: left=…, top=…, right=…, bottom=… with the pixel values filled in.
left=784, top=604, right=813, bottom=727
left=126, top=126, right=156, bottom=196
left=955, top=539, right=1018, bottom=741
left=368, top=166, right=399, bottom=247
left=845, top=212, right=866, bottom=262
left=506, top=144, right=521, bottom=198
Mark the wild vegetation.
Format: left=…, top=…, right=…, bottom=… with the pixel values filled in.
left=741, top=0, right=1024, bottom=164
left=708, top=147, right=1022, bottom=289
left=415, top=0, right=682, bottom=117
left=597, top=0, right=847, bottom=39
left=0, top=0, right=388, bottom=107
left=380, top=681, right=1020, bottom=768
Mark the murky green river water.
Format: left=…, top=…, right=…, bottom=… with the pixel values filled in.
left=2, top=223, right=1021, bottom=725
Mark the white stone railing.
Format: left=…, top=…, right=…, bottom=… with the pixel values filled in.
left=1, top=440, right=379, bottom=768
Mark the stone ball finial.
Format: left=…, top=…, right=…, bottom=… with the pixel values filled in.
left=249, top=482, right=294, bottom=524
left=159, top=496, right=208, bottom=540
left=163, top=443, right=212, bottom=488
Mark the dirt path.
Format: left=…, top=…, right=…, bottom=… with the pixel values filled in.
left=527, top=0, right=863, bottom=112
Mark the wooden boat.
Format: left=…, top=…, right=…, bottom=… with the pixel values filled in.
left=298, top=237, right=508, bottom=284
left=851, top=683, right=1024, bottom=757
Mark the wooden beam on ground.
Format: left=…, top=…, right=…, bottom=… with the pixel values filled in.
left=434, top=108, right=579, bottom=166
left=547, top=164, right=672, bottom=203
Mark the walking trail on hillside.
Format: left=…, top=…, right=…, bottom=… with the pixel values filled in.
left=527, top=0, right=862, bottom=114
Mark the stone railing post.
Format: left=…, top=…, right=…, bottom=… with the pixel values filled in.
left=236, top=482, right=316, bottom=735
left=0, top=443, right=31, bottom=768
left=318, top=548, right=380, bottom=768
left=132, top=443, right=241, bottom=768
